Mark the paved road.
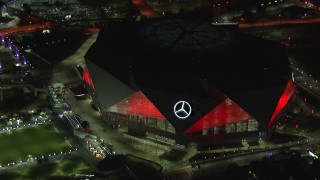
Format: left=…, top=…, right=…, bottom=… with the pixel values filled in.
left=0, top=23, right=50, bottom=36
left=239, top=17, right=320, bottom=29
left=190, top=150, right=277, bottom=179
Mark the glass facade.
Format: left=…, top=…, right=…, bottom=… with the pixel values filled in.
left=237, top=121, right=247, bottom=132
left=248, top=119, right=259, bottom=131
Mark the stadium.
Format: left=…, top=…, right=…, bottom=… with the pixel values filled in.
left=83, top=18, right=295, bottom=146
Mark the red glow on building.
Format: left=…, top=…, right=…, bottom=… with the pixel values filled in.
left=268, top=80, right=295, bottom=128
left=131, top=0, right=163, bottom=18
left=83, top=67, right=95, bottom=90
left=184, top=99, right=253, bottom=134
left=107, top=91, right=165, bottom=119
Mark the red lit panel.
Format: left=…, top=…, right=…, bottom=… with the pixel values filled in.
left=268, top=80, right=295, bottom=128
left=107, top=91, right=165, bottom=119
left=184, top=99, right=253, bottom=134
left=83, top=67, right=95, bottom=90
left=131, top=0, right=163, bottom=18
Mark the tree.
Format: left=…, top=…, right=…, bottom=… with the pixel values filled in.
left=81, top=120, right=90, bottom=129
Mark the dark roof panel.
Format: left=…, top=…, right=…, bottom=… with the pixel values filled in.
left=85, top=18, right=291, bottom=127
left=85, top=19, right=290, bottom=96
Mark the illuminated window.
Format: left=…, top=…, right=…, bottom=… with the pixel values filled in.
left=147, top=117, right=156, bottom=127
left=237, top=121, right=247, bottom=132
left=156, top=119, right=166, bottom=131
left=202, top=129, right=209, bottom=135
left=248, top=119, right=258, bottom=131
left=226, top=124, right=236, bottom=133
left=214, top=126, right=225, bottom=134
left=166, top=121, right=176, bottom=134
left=138, top=116, right=146, bottom=125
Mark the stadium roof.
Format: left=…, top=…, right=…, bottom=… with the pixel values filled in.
left=85, top=18, right=292, bottom=132
left=86, top=19, right=290, bottom=96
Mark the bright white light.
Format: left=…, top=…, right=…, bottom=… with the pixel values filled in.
left=309, top=151, right=318, bottom=159
left=173, top=101, right=192, bottom=119
left=292, top=72, right=295, bottom=83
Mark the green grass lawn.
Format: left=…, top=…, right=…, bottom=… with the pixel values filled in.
left=0, top=156, right=94, bottom=180
left=0, top=124, right=71, bottom=164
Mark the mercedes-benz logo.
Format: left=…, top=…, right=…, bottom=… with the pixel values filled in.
left=174, top=101, right=192, bottom=119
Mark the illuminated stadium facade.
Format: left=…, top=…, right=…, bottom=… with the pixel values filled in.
left=84, top=18, right=295, bottom=146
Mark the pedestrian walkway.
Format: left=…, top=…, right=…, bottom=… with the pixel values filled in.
left=50, top=33, right=98, bottom=84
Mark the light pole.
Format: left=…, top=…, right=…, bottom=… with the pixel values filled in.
left=278, top=14, right=282, bottom=26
